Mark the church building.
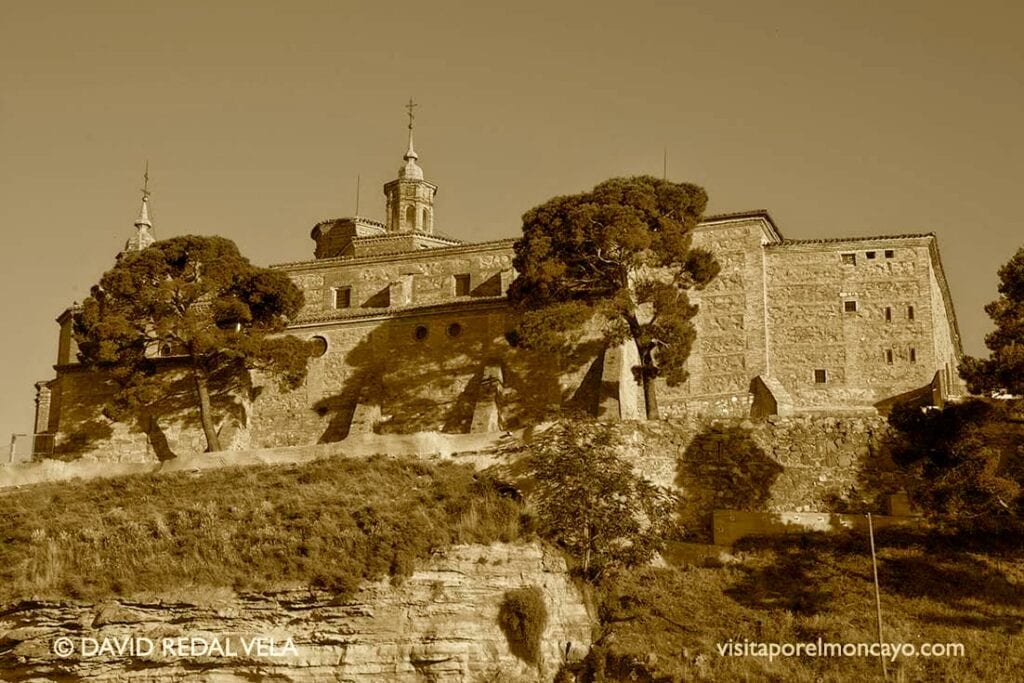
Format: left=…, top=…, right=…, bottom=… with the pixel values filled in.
left=31, top=112, right=965, bottom=461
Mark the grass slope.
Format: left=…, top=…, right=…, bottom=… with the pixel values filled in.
left=0, top=455, right=524, bottom=602
left=582, top=530, right=1023, bottom=682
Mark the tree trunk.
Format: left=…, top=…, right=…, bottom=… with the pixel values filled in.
left=583, top=512, right=592, bottom=576
left=639, top=347, right=660, bottom=420
left=192, top=366, right=222, bottom=452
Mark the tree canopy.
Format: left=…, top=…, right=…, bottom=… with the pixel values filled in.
left=524, top=419, right=679, bottom=581
left=960, top=246, right=1024, bottom=396
left=508, top=176, right=719, bottom=418
left=888, top=399, right=1021, bottom=529
left=73, top=235, right=312, bottom=452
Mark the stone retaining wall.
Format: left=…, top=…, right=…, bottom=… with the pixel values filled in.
left=609, top=416, right=905, bottom=541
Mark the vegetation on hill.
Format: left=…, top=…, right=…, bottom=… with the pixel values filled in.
left=522, top=419, right=679, bottom=580
left=960, top=246, right=1024, bottom=396
left=0, top=456, right=524, bottom=602
left=888, top=398, right=1023, bottom=528
left=571, top=530, right=1023, bottom=682
left=507, top=176, right=720, bottom=419
left=498, top=585, right=549, bottom=666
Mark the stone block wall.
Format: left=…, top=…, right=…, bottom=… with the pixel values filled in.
left=281, top=241, right=515, bottom=320
left=47, top=365, right=251, bottom=463
left=609, top=416, right=904, bottom=542
left=765, top=237, right=955, bottom=409
left=657, top=216, right=772, bottom=415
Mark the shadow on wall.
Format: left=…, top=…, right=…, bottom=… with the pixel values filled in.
left=312, top=315, right=605, bottom=442
left=675, top=425, right=784, bottom=542
left=54, top=363, right=252, bottom=461
left=821, top=426, right=903, bottom=516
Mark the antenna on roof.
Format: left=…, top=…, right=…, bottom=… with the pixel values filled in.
left=663, top=147, right=667, bottom=180
left=355, top=175, right=361, bottom=216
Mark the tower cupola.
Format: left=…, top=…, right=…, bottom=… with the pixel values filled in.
left=384, top=98, right=437, bottom=233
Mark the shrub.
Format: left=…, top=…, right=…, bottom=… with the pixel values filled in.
left=497, top=585, right=549, bottom=665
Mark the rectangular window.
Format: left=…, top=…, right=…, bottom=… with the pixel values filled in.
left=814, top=369, right=827, bottom=384
left=454, top=274, right=471, bottom=296
left=866, top=251, right=876, bottom=259
left=885, top=249, right=895, bottom=258
left=334, top=287, right=351, bottom=309
left=841, top=253, right=856, bottom=265
left=844, top=300, right=858, bottom=313
left=908, top=305, right=915, bottom=320
left=910, top=348, right=917, bottom=363
left=885, top=349, right=894, bottom=365
left=885, top=306, right=892, bottom=322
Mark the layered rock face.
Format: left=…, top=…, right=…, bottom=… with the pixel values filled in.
left=0, top=543, right=593, bottom=682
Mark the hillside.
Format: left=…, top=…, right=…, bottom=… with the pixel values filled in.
left=0, top=455, right=525, bottom=601
left=580, top=530, right=1023, bottom=682
left=1, top=448, right=1022, bottom=681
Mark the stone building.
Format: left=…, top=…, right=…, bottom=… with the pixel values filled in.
left=31, top=121, right=965, bottom=461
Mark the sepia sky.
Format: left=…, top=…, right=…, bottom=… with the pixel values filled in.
left=1, top=1, right=1021, bottom=443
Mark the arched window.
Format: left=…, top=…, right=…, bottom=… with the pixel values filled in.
left=422, top=208, right=430, bottom=229
left=405, top=205, right=416, bottom=227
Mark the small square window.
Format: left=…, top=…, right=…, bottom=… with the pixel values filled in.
left=814, top=369, right=828, bottom=384
left=885, top=249, right=895, bottom=258
left=885, top=349, right=894, bottom=365
left=885, top=307, right=892, bottom=322
left=907, top=305, right=915, bottom=320
left=841, top=253, right=856, bottom=265
left=909, top=348, right=917, bottom=363
left=334, top=287, right=351, bottom=309
left=454, top=274, right=471, bottom=296
left=866, top=251, right=876, bottom=259
left=844, top=300, right=858, bottom=313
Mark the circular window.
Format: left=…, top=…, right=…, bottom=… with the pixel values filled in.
left=309, top=336, right=328, bottom=357
left=447, top=323, right=462, bottom=338
left=413, top=325, right=429, bottom=341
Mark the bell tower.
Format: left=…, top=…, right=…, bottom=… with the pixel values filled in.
left=384, top=98, right=437, bottom=234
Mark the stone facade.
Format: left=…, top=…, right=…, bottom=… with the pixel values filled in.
left=31, top=138, right=965, bottom=462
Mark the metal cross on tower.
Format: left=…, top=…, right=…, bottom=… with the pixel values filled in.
left=141, top=161, right=151, bottom=201
left=405, top=98, right=418, bottom=130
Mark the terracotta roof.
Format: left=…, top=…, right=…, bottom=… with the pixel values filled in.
left=291, top=296, right=507, bottom=326
left=273, top=238, right=516, bottom=269
left=771, top=232, right=935, bottom=246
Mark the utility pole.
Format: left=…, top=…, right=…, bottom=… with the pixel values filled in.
left=868, top=513, right=889, bottom=680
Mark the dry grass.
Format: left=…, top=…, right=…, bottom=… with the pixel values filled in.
left=577, top=529, right=1024, bottom=682
left=0, top=455, right=526, bottom=602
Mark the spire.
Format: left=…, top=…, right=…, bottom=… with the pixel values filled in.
left=124, top=162, right=155, bottom=253
left=404, top=97, right=418, bottom=160
left=399, top=98, right=423, bottom=180
left=135, top=196, right=151, bottom=229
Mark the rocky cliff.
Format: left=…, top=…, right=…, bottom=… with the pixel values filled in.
left=0, top=542, right=593, bottom=682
